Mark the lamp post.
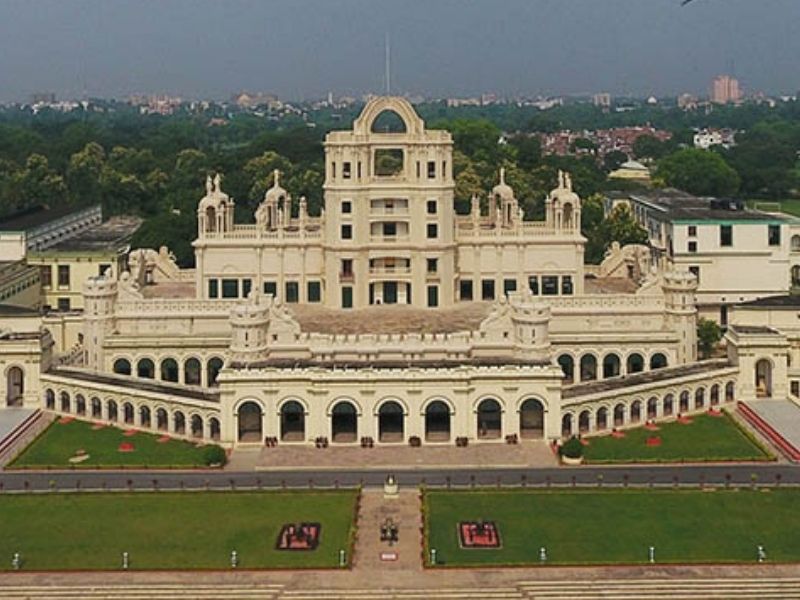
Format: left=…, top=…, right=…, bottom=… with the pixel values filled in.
left=539, top=547, right=547, bottom=563
left=230, top=550, right=238, bottom=568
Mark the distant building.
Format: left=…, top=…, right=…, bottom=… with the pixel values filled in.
left=693, top=129, right=736, bottom=150
left=592, top=93, right=611, bottom=109
left=711, top=75, right=742, bottom=105
left=609, top=160, right=651, bottom=183
left=677, top=93, right=698, bottom=110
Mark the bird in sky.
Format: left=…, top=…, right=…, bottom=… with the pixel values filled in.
left=681, top=0, right=696, bottom=5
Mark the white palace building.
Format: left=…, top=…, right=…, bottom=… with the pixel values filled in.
left=0, top=97, right=795, bottom=448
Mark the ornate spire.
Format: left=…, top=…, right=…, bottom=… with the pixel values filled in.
left=205, top=175, right=213, bottom=195
left=273, top=169, right=280, bottom=187
left=213, top=173, right=222, bottom=193
left=499, top=167, right=506, bottom=185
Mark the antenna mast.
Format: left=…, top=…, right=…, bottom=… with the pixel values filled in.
left=385, top=33, right=391, bottom=95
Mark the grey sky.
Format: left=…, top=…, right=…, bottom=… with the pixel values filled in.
left=0, top=0, right=797, bottom=102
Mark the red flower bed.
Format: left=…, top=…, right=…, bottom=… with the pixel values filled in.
left=58, top=416, right=74, bottom=425
left=458, top=521, right=501, bottom=548
left=91, top=423, right=106, bottom=430
left=157, top=435, right=171, bottom=444
left=708, top=408, right=724, bottom=417
left=644, top=423, right=660, bottom=431
left=118, top=442, right=135, bottom=453
left=611, top=430, right=626, bottom=439
left=580, top=438, right=590, bottom=446
left=678, top=416, right=693, bottom=425
left=123, top=429, right=138, bottom=437
left=276, top=523, right=321, bottom=551
left=646, top=436, right=662, bottom=447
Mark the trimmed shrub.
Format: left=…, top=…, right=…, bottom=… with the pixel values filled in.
left=559, top=436, right=584, bottom=459
left=203, top=444, right=227, bottom=467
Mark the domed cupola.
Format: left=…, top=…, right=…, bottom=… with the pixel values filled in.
left=255, top=169, right=291, bottom=230
left=490, top=168, right=519, bottom=228
left=546, top=170, right=581, bottom=231
left=197, top=174, right=234, bottom=236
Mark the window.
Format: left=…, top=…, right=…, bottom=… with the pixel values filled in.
left=98, top=263, right=111, bottom=276
left=481, top=279, right=495, bottom=301
left=40, top=266, right=52, bottom=287
left=460, top=279, right=473, bottom=301
left=307, top=281, right=321, bottom=303
left=343, top=162, right=351, bottom=179
left=57, top=265, right=70, bottom=287
left=688, top=241, right=697, bottom=253
left=341, top=224, right=352, bottom=239
left=528, top=276, right=539, bottom=295
left=342, top=201, right=352, bottom=214
left=427, top=161, right=436, bottom=178
left=263, top=281, right=277, bottom=296
left=222, top=279, right=239, bottom=298
left=427, top=200, right=437, bottom=214
left=57, top=297, right=71, bottom=311
left=542, top=276, right=558, bottom=296
left=382, top=222, right=397, bottom=237
left=374, top=149, right=404, bottom=176
left=688, top=225, right=697, bottom=237
left=427, top=223, right=438, bottom=239
left=341, top=259, right=353, bottom=277
left=357, top=162, right=362, bottom=178
left=427, top=285, right=439, bottom=307
left=503, top=278, right=517, bottom=295
left=426, top=258, right=438, bottom=273
left=242, top=279, right=252, bottom=297
left=720, top=224, right=733, bottom=247
left=341, top=286, right=353, bottom=309
left=208, top=279, right=219, bottom=298
left=285, top=281, right=299, bottom=303
left=562, top=275, right=574, bottom=295
left=720, top=304, right=728, bottom=327
left=769, top=224, right=781, bottom=247
left=689, top=266, right=700, bottom=282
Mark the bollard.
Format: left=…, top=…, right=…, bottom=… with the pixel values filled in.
left=230, top=550, right=239, bottom=568
left=649, top=546, right=655, bottom=564
left=757, top=545, right=766, bottom=563
left=338, top=548, right=347, bottom=567
left=11, top=552, right=21, bottom=571
left=122, top=551, right=129, bottom=570
left=539, top=547, right=547, bottom=563
left=430, top=548, right=437, bottom=566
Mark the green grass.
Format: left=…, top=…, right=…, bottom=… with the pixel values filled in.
left=9, top=419, right=212, bottom=469
left=425, top=488, right=800, bottom=566
left=582, top=412, right=772, bottom=464
left=747, top=199, right=800, bottom=217
left=0, top=490, right=358, bottom=570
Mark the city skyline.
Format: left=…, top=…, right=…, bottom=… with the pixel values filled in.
left=0, top=0, right=798, bottom=103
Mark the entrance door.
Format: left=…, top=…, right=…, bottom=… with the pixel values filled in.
left=384, top=282, right=398, bottom=304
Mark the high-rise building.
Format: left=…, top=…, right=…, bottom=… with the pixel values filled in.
left=711, top=75, right=741, bottom=104
left=592, top=93, right=611, bottom=108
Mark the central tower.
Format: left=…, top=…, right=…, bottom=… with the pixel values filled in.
left=322, top=96, right=455, bottom=309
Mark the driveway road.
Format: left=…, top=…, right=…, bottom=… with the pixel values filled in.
left=0, top=463, right=796, bottom=492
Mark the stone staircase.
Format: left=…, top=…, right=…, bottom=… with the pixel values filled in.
left=0, top=583, right=284, bottom=599
left=281, top=588, right=524, bottom=599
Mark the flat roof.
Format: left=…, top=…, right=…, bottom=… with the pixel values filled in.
left=737, top=294, right=800, bottom=309
left=0, top=204, right=98, bottom=232
left=232, top=356, right=550, bottom=370
left=623, top=189, right=786, bottom=224
left=0, top=303, right=40, bottom=317
left=39, top=216, right=142, bottom=253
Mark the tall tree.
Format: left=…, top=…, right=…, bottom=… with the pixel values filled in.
left=656, top=148, right=740, bottom=197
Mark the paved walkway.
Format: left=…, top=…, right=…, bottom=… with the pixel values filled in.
left=0, top=408, right=36, bottom=440
left=227, top=441, right=558, bottom=471
left=353, top=488, right=421, bottom=572
left=744, top=400, right=800, bottom=449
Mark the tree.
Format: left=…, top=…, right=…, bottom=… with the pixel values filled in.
left=697, top=318, right=723, bottom=359
left=632, top=135, right=668, bottom=161
left=583, top=201, right=649, bottom=264
left=656, top=148, right=740, bottom=197
left=16, top=154, right=67, bottom=208
left=603, top=150, right=628, bottom=173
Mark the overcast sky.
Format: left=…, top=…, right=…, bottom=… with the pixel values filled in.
left=0, top=0, right=798, bottom=102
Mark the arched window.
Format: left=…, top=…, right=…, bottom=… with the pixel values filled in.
left=630, top=400, right=642, bottom=423
left=370, top=109, right=408, bottom=133
left=378, top=401, right=405, bottom=443
left=280, top=401, right=305, bottom=442
left=561, top=414, right=573, bottom=438
left=613, top=403, right=625, bottom=427
left=123, top=402, right=134, bottom=425
left=580, top=354, right=598, bottom=381
left=60, top=391, right=70, bottom=413
left=710, top=384, right=720, bottom=406
left=756, top=359, right=773, bottom=398
left=331, top=401, right=358, bottom=443
left=695, top=388, right=705, bottom=409
left=136, top=358, right=155, bottom=379
left=191, top=415, right=204, bottom=438
left=626, top=353, right=644, bottom=375
left=663, top=394, right=674, bottom=417
left=725, top=381, right=735, bottom=403
left=650, top=353, right=668, bottom=370
left=679, top=391, right=690, bottom=413
left=184, top=358, right=202, bottom=386
left=156, top=408, right=169, bottom=431
left=6, top=366, right=24, bottom=407
left=237, top=401, right=262, bottom=442
left=207, top=357, right=224, bottom=387
left=477, top=398, right=502, bottom=439
left=139, top=405, right=151, bottom=428
left=578, top=410, right=591, bottom=433
left=596, top=407, right=608, bottom=431
left=45, top=389, right=55, bottom=410
left=520, top=398, right=545, bottom=439
left=557, top=355, right=575, bottom=384
left=209, top=417, right=221, bottom=441
left=174, top=411, right=186, bottom=435
left=602, top=354, right=621, bottom=379
left=160, top=358, right=179, bottom=382
left=792, top=234, right=800, bottom=252
left=75, top=394, right=86, bottom=416
left=425, top=401, right=451, bottom=442
left=113, top=358, right=131, bottom=376
left=107, top=400, right=118, bottom=422
left=91, top=397, right=102, bottom=418
left=647, top=397, right=658, bottom=419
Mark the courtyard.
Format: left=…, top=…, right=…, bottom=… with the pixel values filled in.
left=425, top=488, right=800, bottom=567
left=581, top=412, right=773, bottom=464
left=8, top=418, right=214, bottom=469
left=0, top=490, right=358, bottom=570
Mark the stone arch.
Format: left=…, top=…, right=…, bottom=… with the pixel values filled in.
left=377, top=400, right=405, bottom=443
left=173, top=410, right=186, bottom=435
left=136, top=358, right=155, bottom=379
left=207, top=357, right=224, bottom=387
left=237, top=400, right=263, bottom=442
left=695, top=387, right=706, bottom=409
left=331, top=399, right=358, bottom=443
left=561, top=413, right=573, bottom=437
left=725, top=381, right=736, bottom=402
left=279, top=399, right=306, bottom=442
left=578, top=409, right=591, bottom=434
left=596, top=406, right=609, bottom=431
left=184, top=357, right=202, bottom=386
left=710, top=383, right=721, bottom=406
left=580, top=353, right=598, bottom=382
left=107, top=399, right=118, bottom=422
left=353, top=97, right=425, bottom=137
left=679, top=390, right=691, bottom=413
left=5, top=365, right=24, bottom=407
left=370, top=109, right=408, bottom=134
left=191, top=414, right=204, bottom=438
left=60, top=391, right=71, bottom=413
left=613, top=403, right=626, bottom=427
left=209, top=417, right=221, bottom=441
left=650, top=352, right=668, bottom=370
left=557, top=354, right=575, bottom=384
left=602, top=353, right=621, bottom=379
left=139, top=404, right=152, bottom=428
left=476, top=398, right=502, bottom=439
left=123, top=401, right=135, bottom=425
left=663, top=393, right=675, bottom=417
left=75, top=394, right=86, bottom=416
left=630, top=399, right=642, bottom=423
left=563, top=203, right=574, bottom=229
left=755, top=358, right=773, bottom=398
left=160, top=358, right=179, bottom=383
left=626, top=353, right=645, bottom=375
left=647, top=396, right=658, bottom=420
left=156, top=407, right=169, bottom=431
left=45, top=388, right=55, bottom=410
left=424, top=399, right=451, bottom=442
left=793, top=234, right=800, bottom=252
left=519, top=398, right=545, bottom=439
left=113, top=358, right=131, bottom=376
left=91, top=396, right=102, bottom=418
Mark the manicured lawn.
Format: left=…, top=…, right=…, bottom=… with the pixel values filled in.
left=0, top=490, right=358, bottom=570
left=582, top=412, right=772, bottom=464
left=425, top=488, right=800, bottom=566
left=747, top=199, right=800, bottom=218
left=9, top=419, right=211, bottom=469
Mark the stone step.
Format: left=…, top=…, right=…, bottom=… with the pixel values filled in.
left=0, top=585, right=283, bottom=600
left=281, top=588, right=524, bottom=600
